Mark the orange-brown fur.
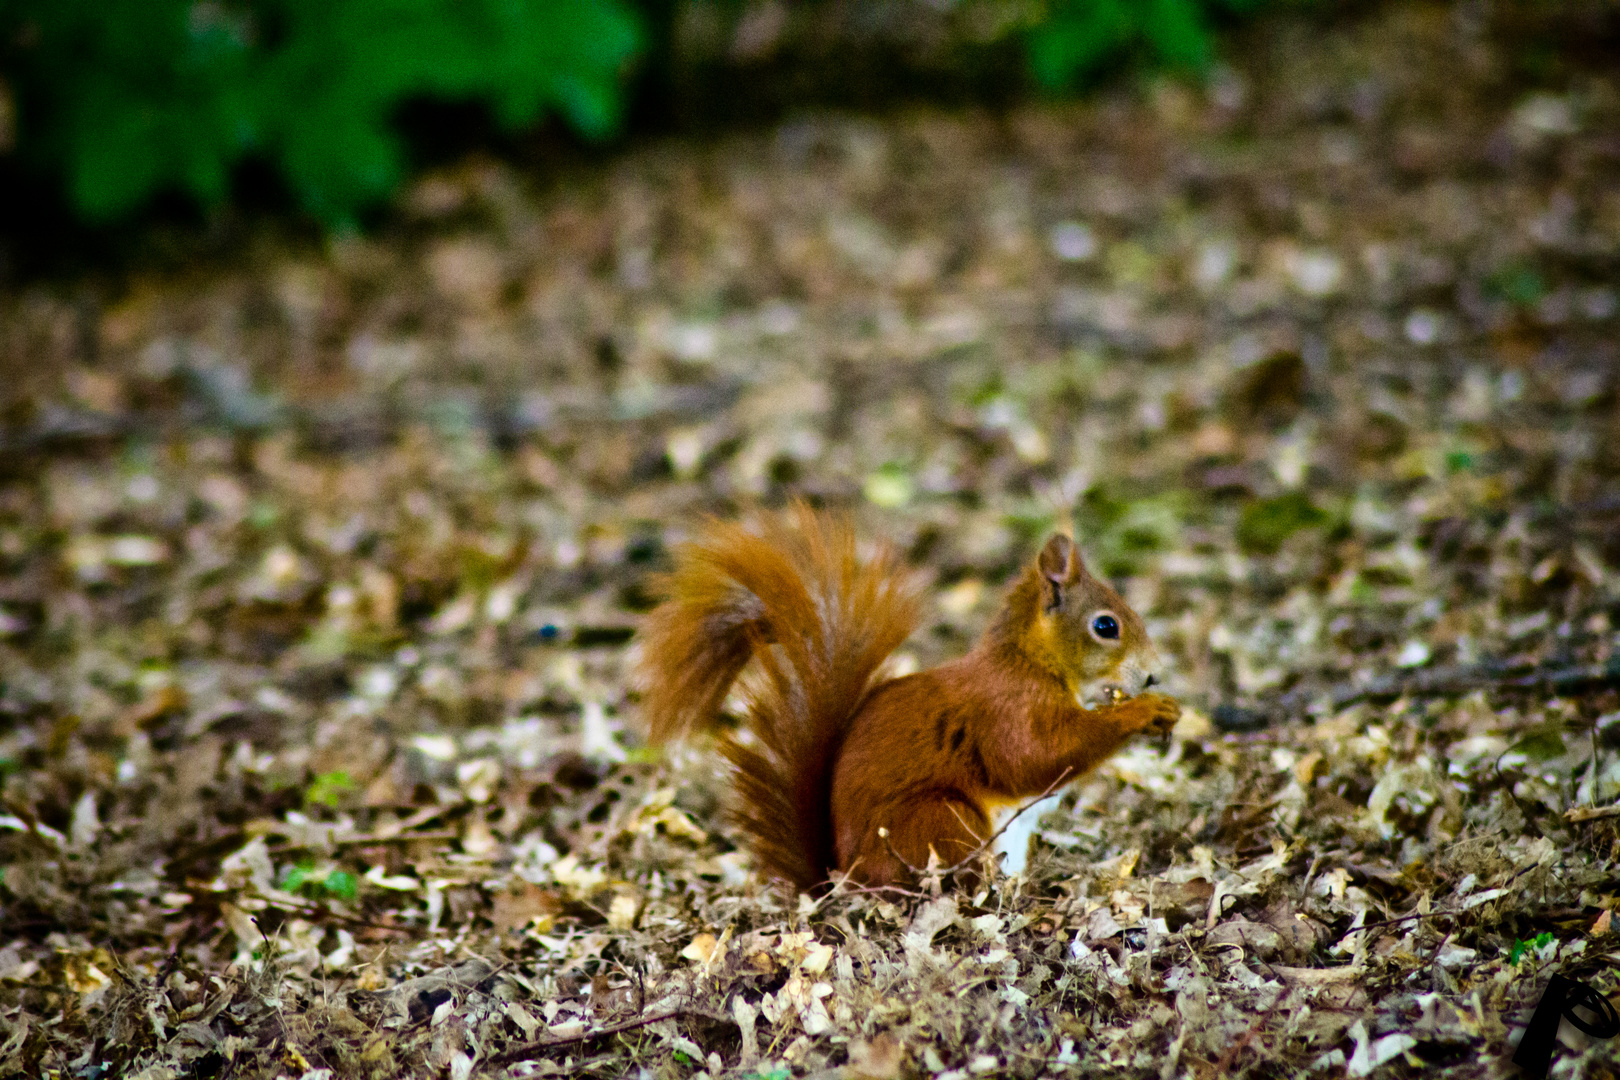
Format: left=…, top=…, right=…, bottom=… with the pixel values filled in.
left=635, top=503, right=1179, bottom=890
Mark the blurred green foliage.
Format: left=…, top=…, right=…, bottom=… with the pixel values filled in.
left=1506, top=721, right=1568, bottom=763
left=1075, top=487, right=1187, bottom=576
left=1028, top=0, right=1266, bottom=90
left=1484, top=261, right=1550, bottom=307
left=0, top=0, right=1289, bottom=226
left=305, top=770, right=358, bottom=808
left=0, top=0, right=641, bottom=225
left=1236, top=491, right=1328, bottom=554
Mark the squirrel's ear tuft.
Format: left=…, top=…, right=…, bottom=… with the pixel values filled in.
left=1037, top=534, right=1084, bottom=587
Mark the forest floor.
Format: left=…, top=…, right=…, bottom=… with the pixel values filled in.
left=2, top=3, right=1620, bottom=1078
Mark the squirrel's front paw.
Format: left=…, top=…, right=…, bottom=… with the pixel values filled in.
left=1128, top=692, right=1181, bottom=737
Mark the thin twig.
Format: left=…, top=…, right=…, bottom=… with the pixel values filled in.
left=1299, top=854, right=1323, bottom=900
left=827, top=881, right=930, bottom=901
left=871, top=770, right=1081, bottom=890
left=489, top=1007, right=701, bottom=1063
left=264, top=898, right=415, bottom=933
left=329, top=830, right=462, bottom=848
left=1336, top=911, right=1455, bottom=938
left=1267, top=655, right=1620, bottom=721
left=1335, top=863, right=1540, bottom=940
left=946, top=803, right=989, bottom=850
left=1208, top=1014, right=1265, bottom=1074
left=938, top=768, right=1076, bottom=878
left=1565, top=803, right=1620, bottom=823
left=876, top=828, right=929, bottom=882
left=802, top=860, right=932, bottom=909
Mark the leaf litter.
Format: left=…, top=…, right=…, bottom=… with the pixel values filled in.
left=2, top=5, right=1620, bottom=1078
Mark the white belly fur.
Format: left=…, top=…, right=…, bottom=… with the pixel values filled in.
left=992, top=794, right=1064, bottom=876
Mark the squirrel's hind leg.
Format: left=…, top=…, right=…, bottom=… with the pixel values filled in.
left=852, top=793, right=992, bottom=889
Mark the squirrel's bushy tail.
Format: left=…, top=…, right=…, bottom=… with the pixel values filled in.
left=636, top=503, right=920, bottom=889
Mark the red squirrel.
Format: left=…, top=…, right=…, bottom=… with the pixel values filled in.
left=634, top=503, right=1180, bottom=890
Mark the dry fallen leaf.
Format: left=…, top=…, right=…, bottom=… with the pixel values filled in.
left=848, top=1031, right=905, bottom=1079
left=489, top=882, right=562, bottom=933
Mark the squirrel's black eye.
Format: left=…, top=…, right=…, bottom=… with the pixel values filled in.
left=1091, top=614, right=1120, bottom=640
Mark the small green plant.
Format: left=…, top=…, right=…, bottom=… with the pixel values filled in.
left=0, top=0, right=641, bottom=225
left=305, top=770, right=357, bottom=808
left=1509, top=932, right=1557, bottom=965
left=280, top=859, right=359, bottom=900
left=863, top=463, right=915, bottom=509
left=1028, top=0, right=1266, bottom=91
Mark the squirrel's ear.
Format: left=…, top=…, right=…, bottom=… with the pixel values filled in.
left=1037, top=534, right=1084, bottom=589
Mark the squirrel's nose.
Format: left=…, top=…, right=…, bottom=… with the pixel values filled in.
left=1142, top=672, right=1159, bottom=690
